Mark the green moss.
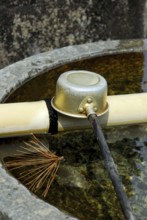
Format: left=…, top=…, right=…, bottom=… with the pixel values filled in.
left=2, top=132, right=146, bottom=220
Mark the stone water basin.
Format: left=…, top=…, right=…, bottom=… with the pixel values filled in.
left=0, top=40, right=147, bottom=220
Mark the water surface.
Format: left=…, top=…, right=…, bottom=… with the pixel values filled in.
left=1, top=51, right=147, bottom=220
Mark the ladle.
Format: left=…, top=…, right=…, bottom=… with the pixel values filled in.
left=51, top=70, right=136, bottom=220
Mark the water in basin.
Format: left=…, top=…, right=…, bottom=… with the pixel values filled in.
left=0, top=52, right=147, bottom=220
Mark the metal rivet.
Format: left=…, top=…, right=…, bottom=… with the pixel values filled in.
left=78, top=107, right=84, bottom=113
left=87, top=97, right=92, bottom=103
left=94, top=107, right=98, bottom=112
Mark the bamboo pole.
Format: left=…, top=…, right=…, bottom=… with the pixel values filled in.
left=0, top=93, right=147, bottom=137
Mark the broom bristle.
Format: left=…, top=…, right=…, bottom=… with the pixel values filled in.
left=5, top=135, right=63, bottom=197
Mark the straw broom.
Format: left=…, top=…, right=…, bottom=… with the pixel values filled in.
left=5, top=135, right=63, bottom=197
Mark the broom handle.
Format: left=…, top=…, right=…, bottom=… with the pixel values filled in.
left=88, top=113, right=136, bottom=220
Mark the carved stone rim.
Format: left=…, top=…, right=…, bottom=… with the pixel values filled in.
left=0, top=39, right=144, bottom=102
left=0, top=39, right=145, bottom=220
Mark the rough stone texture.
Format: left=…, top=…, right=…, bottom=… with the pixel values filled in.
left=0, top=0, right=146, bottom=68
left=144, top=0, right=147, bottom=37
left=0, top=39, right=144, bottom=103
left=0, top=40, right=146, bottom=219
left=0, top=164, right=77, bottom=220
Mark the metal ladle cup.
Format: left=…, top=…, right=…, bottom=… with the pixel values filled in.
left=51, top=70, right=108, bottom=118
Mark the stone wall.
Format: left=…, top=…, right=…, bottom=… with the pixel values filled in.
left=0, top=0, right=146, bottom=68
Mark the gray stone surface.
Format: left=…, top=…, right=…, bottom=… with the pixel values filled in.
left=0, top=40, right=146, bottom=219
left=0, top=0, right=146, bottom=68
left=0, top=164, right=77, bottom=220
left=0, top=39, right=144, bottom=102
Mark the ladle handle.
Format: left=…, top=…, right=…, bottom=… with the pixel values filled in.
left=88, top=113, right=136, bottom=220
